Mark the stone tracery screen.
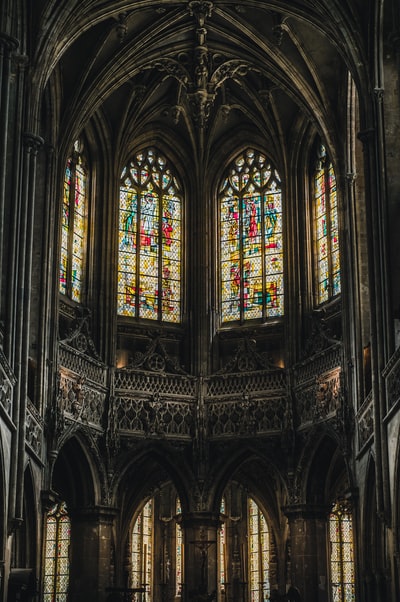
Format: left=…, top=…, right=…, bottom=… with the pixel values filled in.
left=220, top=149, right=284, bottom=323
left=118, top=148, right=182, bottom=322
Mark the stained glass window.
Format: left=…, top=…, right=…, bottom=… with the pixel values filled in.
left=43, top=501, right=70, bottom=602
left=176, top=498, right=182, bottom=596
left=118, top=148, right=182, bottom=322
left=220, top=148, right=283, bottom=323
left=59, top=140, right=87, bottom=301
left=329, top=499, right=355, bottom=602
left=219, top=497, right=226, bottom=595
left=132, top=499, right=153, bottom=599
left=313, top=145, right=340, bottom=304
left=248, top=497, right=270, bottom=602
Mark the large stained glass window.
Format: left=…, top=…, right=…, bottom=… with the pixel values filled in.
left=59, top=140, right=87, bottom=301
left=43, top=501, right=70, bottom=602
left=313, top=145, right=340, bottom=304
left=329, top=499, right=355, bottom=602
left=248, top=497, right=270, bottom=602
left=132, top=499, right=153, bottom=599
left=220, top=148, right=283, bottom=323
left=118, top=148, right=182, bottom=322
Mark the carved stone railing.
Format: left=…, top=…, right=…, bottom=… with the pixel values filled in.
left=58, top=343, right=108, bottom=429
left=0, top=345, right=16, bottom=418
left=59, top=342, right=107, bottom=387
left=357, top=391, right=373, bottom=450
left=26, top=400, right=43, bottom=459
left=204, top=370, right=287, bottom=438
left=383, top=345, right=400, bottom=413
left=293, top=346, right=342, bottom=426
left=113, top=369, right=197, bottom=439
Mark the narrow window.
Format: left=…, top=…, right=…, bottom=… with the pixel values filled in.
left=43, top=501, right=70, bottom=602
left=176, top=498, right=183, bottom=597
left=313, top=145, right=340, bottom=304
left=219, top=496, right=226, bottom=597
left=248, top=497, right=270, bottom=602
left=118, top=148, right=182, bottom=322
left=220, top=148, right=283, bottom=323
left=329, top=499, right=355, bottom=602
left=132, top=499, right=153, bottom=599
left=59, top=140, right=88, bottom=301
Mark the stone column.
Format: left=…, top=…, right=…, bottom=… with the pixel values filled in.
left=283, top=504, right=330, bottom=602
left=181, top=512, right=220, bottom=602
left=68, top=505, right=117, bottom=602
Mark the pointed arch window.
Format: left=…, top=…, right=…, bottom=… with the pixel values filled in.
left=248, top=497, right=270, bottom=602
left=313, top=145, right=340, bottom=304
left=131, top=499, right=153, bottom=598
left=219, top=148, right=284, bottom=323
left=219, top=496, right=226, bottom=597
left=59, top=140, right=88, bottom=302
left=43, top=501, right=70, bottom=602
left=329, top=499, right=355, bottom=602
left=175, top=497, right=183, bottom=597
left=118, top=148, right=182, bottom=322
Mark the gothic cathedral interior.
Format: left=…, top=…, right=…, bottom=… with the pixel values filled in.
left=0, top=1, right=400, bottom=601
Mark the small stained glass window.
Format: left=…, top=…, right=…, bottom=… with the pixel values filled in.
left=248, top=497, right=270, bottom=602
left=219, top=497, right=226, bottom=595
left=131, top=499, right=153, bottom=598
left=43, top=501, right=70, bottom=602
left=59, top=140, right=88, bottom=302
left=313, top=145, right=340, bottom=304
left=329, top=499, right=355, bottom=602
left=118, top=148, right=182, bottom=322
left=220, top=148, right=284, bottom=323
left=176, top=498, right=182, bottom=596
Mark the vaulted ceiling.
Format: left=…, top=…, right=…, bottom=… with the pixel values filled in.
left=26, top=1, right=377, bottom=167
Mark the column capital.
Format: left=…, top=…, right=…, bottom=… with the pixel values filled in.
left=23, top=132, right=44, bottom=152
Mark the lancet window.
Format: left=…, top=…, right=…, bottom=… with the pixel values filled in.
left=59, top=140, right=88, bottom=301
left=118, top=148, right=182, bottom=322
left=313, top=145, right=340, bottom=304
left=43, top=501, right=70, bottom=602
left=248, top=497, right=270, bottom=602
left=329, top=499, right=355, bottom=602
left=219, top=148, right=284, bottom=323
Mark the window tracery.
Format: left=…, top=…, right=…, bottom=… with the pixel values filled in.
left=219, top=148, right=283, bottom=323
left=118, top=148, right=182, bottom=323
left=313, top=145, right=340, bottom=304
left=329, top=499, right=355, bottom=602
left=131, top=499, right=153, bottom=598
left=59, top=140, right=88, bottom=302
left=248, top=497, right=270, bottom=602
left=43, top=501, right=70, bottom=602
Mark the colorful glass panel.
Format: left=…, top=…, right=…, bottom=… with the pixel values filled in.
left=313, top=148, right=340, bottom=304
left=59, top=146, right=87, bottom=301
left=132, top=499, right=153, bottom=599
left=43, top=501, right=70, bottom=602
left=176, top=498, right=182, bottom=596
left=248, top=497, right=270, bottom=602
left=329, top=500, right=355, bottom=602
left=118, top=149, right=182, bottom=322
left=219, top=497, right=226, bottom=594
left=220, top=149, right=283, bottom=323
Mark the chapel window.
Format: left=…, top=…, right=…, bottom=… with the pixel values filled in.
left=219, top=148, right=284, bottom=323
left=329, top=499, right=355, bottom=602
left=175, top=497, right=183, bottom=597
left=313, top=144, right=340, bottom=304
left=131, top=499, right=153, bottom=599
left=43, top=501, right=70, bottom=602
left=219, top=496, right=226, bottom=597
left=248, top=497, right=270, bottom=602
left=59, top=139, right=88, bottom=302
left=118, top=148, right=182, bottom=322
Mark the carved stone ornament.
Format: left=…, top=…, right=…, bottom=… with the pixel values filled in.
left=59, top=306, right=101, bottom=360
left=217, top=337, right=276, bottom=374
left=126, top=334, right=187, bottom=375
